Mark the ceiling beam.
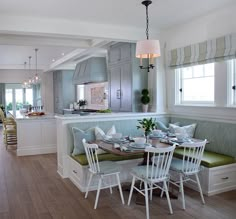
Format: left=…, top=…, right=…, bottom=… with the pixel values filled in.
left=0, top=34, right=91, bottom=48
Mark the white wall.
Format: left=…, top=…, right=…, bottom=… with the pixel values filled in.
left=41, top=72, right=54, bottom=113
left=158, top=2, right=236, bottom=122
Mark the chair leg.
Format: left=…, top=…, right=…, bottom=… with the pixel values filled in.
left=116, top=173, right=125, bottom=205
left=180, top=175, right=185, bottom=210
left=94, top=178, right=102, bottom=209
left=160, top=182, right=164, bottom=198
left=109, top=176, right=113, bottom=194
left=150, top=183, right=153, bottom=201
left=144, top=181, right=150, bottom=219
left=195, top=173, right=205, bottom=204
left=164, top=181, right=173, bottom=214
left=85, top=173, right=93, bottom=199
left=127, top=176, right=136, bottom=206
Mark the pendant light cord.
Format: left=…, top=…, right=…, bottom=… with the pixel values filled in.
left=145, top=4, right=149, bottom=40
left=35, top=48, right=38, bottom=75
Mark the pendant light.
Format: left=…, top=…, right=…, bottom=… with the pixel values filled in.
left=28, top=56, right=32, bottom=87
left=136, top=0, right=160, bottom=72
left=22, top=61, right=29, bottom=88
left=34, top=48, right=40, bottom=84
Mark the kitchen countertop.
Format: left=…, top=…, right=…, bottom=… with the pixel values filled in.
left=11, top=111, right=56, bottom=120
left=56, top=111, right=167, bottom=121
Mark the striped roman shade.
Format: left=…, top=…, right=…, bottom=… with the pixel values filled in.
left=168, top=33, right=236, bottom=68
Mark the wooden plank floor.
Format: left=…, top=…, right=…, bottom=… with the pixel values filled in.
left=0, top=127, right=235, bottom=219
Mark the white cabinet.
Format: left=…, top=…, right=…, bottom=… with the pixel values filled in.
left=16, top=118, right=56, bottom=156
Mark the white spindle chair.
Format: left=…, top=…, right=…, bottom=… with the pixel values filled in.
left=82, top=139, right=125, bottom=209
left=169, top=140, right=207, bottom=210
left=127, top=145, right=176, bottom=219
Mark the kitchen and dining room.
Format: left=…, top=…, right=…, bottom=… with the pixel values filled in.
left=0, top=0, right=236, bottom=218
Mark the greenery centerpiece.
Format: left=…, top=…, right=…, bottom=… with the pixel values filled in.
left=141, top=89, right=150, bottom=112
left=137, top=117, right=156, bottom=143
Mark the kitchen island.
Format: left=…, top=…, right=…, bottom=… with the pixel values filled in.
left=15, top=112, right=56, bottom=156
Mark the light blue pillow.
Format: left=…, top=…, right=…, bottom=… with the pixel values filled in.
left=72, top=127, right=95, bottom=155
left=155, top=120, right=180, bottom=132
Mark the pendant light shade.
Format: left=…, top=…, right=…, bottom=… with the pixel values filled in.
left=136, top=39, right=161, bottom=59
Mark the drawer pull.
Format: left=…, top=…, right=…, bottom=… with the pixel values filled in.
left=73, top=170, right=77, bottom=174
left=221, top=177, right=229, bottom=180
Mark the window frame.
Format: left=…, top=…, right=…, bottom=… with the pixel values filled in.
left=175, top=63, right=215, bottom=105
left=227, top=59, right=236, bottom=106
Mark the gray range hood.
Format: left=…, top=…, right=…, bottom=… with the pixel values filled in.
left=73, top=57, right=107, bottom=84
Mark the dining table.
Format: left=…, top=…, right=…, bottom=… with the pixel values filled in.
left=95, top=135, right=207, bottom=205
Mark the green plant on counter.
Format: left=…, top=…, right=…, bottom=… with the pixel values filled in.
left=137, top=117, right=156, bottom=142
left=141, top=89, right=150, bottom=105
left=97, top=109, right=112, bottom=113
left=78, top=100, right=87, bottom=107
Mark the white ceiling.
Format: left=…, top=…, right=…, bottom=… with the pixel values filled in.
left=0, top=0, right=234, bottom=29
left=0, top=0, right=234, bottom=71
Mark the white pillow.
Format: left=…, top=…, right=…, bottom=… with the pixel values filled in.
left=95, top=125, right=116, bottom=140
left=95, top=125, right=116, bottom=154
left=169, top=123, right=197, bottom=138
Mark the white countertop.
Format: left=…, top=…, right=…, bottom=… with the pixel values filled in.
left=55, top=111, right=167, bottom=121
left=12, top=111, right=56, bottom=120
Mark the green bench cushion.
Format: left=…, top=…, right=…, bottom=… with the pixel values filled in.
left=71, top=153, right=144, bottom=166
left=174, top=148, right=235, bottom=168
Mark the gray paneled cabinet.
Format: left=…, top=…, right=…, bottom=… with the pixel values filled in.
left=53, top=70, right=75, bottom=114
left=108, top=43, right=148, bottom=112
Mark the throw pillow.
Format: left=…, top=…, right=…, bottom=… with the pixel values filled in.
left=95, top=125, right=116, bottom=140
left=156, top=120, right=180, bottom=132
left=95, top=125, right=116, bottom=154
left=72, top=127, right=95, bottom=155
left=169, top=123, right=197, bottom=138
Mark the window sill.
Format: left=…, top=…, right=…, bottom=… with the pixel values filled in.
left=174, top=104, right=216, bottom=107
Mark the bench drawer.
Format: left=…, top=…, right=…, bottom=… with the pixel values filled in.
left=209, top=166, right=236, bottom=192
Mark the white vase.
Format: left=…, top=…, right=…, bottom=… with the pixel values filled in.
left=142, top=104, right=148, bottom=112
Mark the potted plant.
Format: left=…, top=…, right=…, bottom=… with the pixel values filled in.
left=141, top=89, right=150, bottom=112
left=78, top=100, right=87, bottom=110
left=137, top=117, right=156, bottom=143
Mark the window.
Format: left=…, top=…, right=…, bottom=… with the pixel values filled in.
left=228, top=59, right=236, bottom=105
left=77, top=85, right=85, bottom=101
left=176, top=63, right=215, bottom=105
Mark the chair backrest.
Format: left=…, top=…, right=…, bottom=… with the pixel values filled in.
left=146, top=145, right=176, bottom=182
left=181, top=140, right=207, bottom=174
left=0, top=108, right=5, bottom=121
left=82, top=139, right=100, bottom=174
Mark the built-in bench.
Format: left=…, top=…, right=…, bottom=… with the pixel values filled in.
left=174, top=149, right=235, bottom=168
left=71, top=153, right=144, bottom=166
left=56, top=114, right=236, bottom=196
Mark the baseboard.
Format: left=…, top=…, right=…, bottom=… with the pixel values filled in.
left=17, top=145, right=57, bottom=156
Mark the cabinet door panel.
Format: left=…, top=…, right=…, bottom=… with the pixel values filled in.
left=110, top=65, right=121, bottom=111
left=120, top=44, right=131, bottom=62
left=120, top=63, right=132, bottom=111
left=109, top=47, right=121, bottom=64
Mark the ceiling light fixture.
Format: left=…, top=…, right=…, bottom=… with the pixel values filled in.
left=136, top=0, right=161, bottom=72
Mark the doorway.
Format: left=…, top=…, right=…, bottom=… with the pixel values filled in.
left=5, top=84, right=33, bottom=117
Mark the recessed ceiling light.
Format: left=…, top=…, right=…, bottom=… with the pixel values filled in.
left=52, top=59, right=55, bottom=62
left=61, top=53, right=65, bottom=56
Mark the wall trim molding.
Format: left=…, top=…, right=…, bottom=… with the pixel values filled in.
left=17, top=145, right=56, bottom=156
